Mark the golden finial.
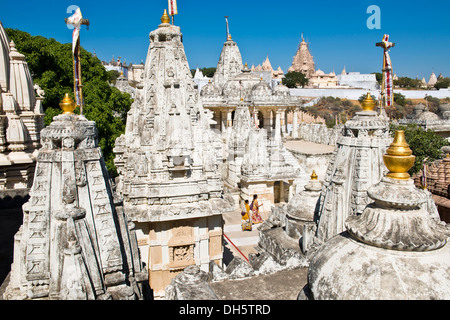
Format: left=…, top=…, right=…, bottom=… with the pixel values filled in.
left=383, top=130, right=415, bottom=180
left=361, top=92, right=376, bottom=111
left=60, top=93, right=76, bottom=115
left=311, top=170, right=318, bottom=180
left=161, top=9, right=170, bottom=24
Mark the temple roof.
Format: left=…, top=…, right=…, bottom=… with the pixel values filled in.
left=0, top=21, right=10, bottom=91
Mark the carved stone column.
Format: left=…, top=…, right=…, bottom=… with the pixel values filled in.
left=292, top=108, right=299, bottom=139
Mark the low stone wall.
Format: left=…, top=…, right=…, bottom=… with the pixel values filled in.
left=298, top=123, right=342, bottom=146
left=290, top=88, right=450, bottom=100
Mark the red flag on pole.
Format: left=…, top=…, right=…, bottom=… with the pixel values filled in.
left=168, top=0, right=178, bottom=16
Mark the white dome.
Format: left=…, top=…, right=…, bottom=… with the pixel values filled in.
left=273, top=83, right=290, bottom=96
left=251, top=80, right=272, bottom=96
left=200, top=81, right=220, bottom=97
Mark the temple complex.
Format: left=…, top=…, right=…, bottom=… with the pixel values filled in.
left=308, top=69, right=339, bottom=88
left=113, top=11, right=228, bottom=299
left=288, top=35, right=315, bottom=80
left=201, top=44, right=303, bottom=143
left=197, top=21, right=308, bottom=209
left=251, top=56, right=284, bottom=87
left=3, top=94, right=147, bottom=300
left=0, top=22, right=44, bottom=200
left=2, top=3, right=450, bottom=303
left=300, top=131, right=450, bottom=300
left=224, top=98, right=303, bottom=209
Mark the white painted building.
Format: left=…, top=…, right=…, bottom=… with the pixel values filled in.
left=337, top=71, right=379, bottom=90
left=290, top=88, right=450, bottom=100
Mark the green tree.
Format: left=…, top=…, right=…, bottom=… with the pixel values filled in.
left=282, top=71, right=308, bottom=88
left=394, top=77, right=421, bottom=89
left=190, top=67, right=216, bottom=78
left=6, top=28, right=133, bottom=175
left=371, top=72, right=382, bottom=85
left=358, top=93, right=377, bottom=103
left=394, top=92, right=407, bottom=106
left=390, top=123, right=449, bottom=175
left=435, top=77, right=450, bottom=90
left=107, top=70, right=121, bottom=85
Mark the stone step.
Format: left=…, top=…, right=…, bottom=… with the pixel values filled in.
left=224, top=223, right=263, bottom=233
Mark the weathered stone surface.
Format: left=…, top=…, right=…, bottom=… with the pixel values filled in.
left=3, top=111, right=147, bottom=300
left=298, top=123, right=342, bottom=146
left=303, top=231, right=450, bottom=300
left=256, top=227, right=307, bottom=269
left=314, top=108, right=392, bottom=242
left=165, top=265, right=218, bottom=300
left=113, top=16, right=226, bottom=299
left=225, top=257, right=255, bottom=279
left=212, top=38, right=243, bottom=90
left=209, top=261, right=229, bottom=282
left=302, top=172, right=450, bottom=300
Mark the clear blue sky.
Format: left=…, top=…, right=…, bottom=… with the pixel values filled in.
left=1, top=0, right=449, bottom=80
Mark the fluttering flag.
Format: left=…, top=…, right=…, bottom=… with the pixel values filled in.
left=381, top=34, right=394, bottom=108
left=225, top=16, right=231, bottom=40
left=168, top=0, right=178, bottom=16
left=66, top=8, right=84, bottom=108
left=67, top=8, right=83, bottom=55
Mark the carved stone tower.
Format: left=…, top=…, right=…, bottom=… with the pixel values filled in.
left=314, top=93, right=392, bottom=242
left=113, top=11, right=226, bottom=299
left=0, top=22, right=45, bottom=196
left=212, top=22, right=243, bottom=90
left=4, top=94, right=147, bottom=300
left=288, top=36, right=315, bottom=79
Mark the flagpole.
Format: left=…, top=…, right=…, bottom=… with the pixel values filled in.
left=77, top=36, right=84, bottom=115
left=65, top=12, right=89, bottom=116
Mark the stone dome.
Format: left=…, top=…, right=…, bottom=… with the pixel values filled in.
left=417, top=111, right=440, bottom=121
left=286, top=180, right=321, bottom=221
left=285, top=176, right=322, bottom=241
left=273, top=83, right=290, bottom=96
left=251, top=79, right=272, bottom=97
left=200, top=81, right=220, bottom=97
left=222, top=69, right=260, bottom=97
left=314, top=69, right=325, bottom=76
left=439, top=103, right=450, bottom=113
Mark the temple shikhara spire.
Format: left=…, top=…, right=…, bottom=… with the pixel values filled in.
left=113, top=9, right=228, bottom=299
left=65, top=8, right=90, bottom=115
left=376, top=34, right=395, bottom=117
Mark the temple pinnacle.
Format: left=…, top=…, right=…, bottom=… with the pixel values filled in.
left=383, top=130, right=415, bottom=180
left=161, top=9, right=171, bottom=24
left=60, top=93, right=76, bottom=114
